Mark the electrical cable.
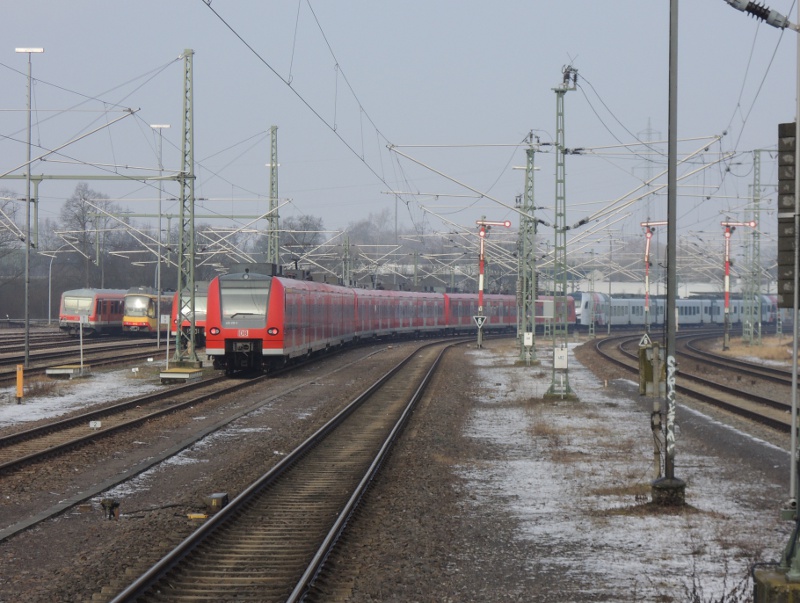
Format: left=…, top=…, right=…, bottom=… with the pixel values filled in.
left=199, top=0, right=403, bottom=208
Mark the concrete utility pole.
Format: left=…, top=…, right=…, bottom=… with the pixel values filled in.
left=16, top=46, right=43, bottom=369
left=651, top=0, right=685, bottom=506
left=173, top=49, right=200, bottom=365
left=547, top=66, right=577, bottom=397
left=150, top=124, right=170, bottom=350
left=721, top=0, right=800, bottom=594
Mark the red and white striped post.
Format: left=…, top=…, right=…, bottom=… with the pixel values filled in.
left=641, top=221, right=668, bottom=332
left=720, top=220, right=756, bottom=351
left=475, top=218, right=511, bottom=348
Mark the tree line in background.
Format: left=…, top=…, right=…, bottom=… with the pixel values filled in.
left=0, top=183, right=515, bottom=321
left=2, top=182, right=772, bottom=322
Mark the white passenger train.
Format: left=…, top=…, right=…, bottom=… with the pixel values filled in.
left=575, top=292, right=779, bottom=328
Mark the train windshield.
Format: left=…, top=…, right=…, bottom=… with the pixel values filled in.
left=220, top=279, right=269, bottom=328
left=177, top=293, right=208, bottom=321
left=125, top=295, right=154, bottom=318
left=63, top=296, right=92, bottom=314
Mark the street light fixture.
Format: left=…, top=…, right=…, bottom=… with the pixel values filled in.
left=46, top=243, right=73, bottom=326
left=16, top=47, right=43, bottom=368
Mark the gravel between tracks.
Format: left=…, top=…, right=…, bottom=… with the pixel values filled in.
left=0, top=336, right=792, bottom=602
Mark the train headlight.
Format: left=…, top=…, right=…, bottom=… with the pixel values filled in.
left=267, top=327, right=279, bottom=336
left=209, top=327, right=220, bottom=335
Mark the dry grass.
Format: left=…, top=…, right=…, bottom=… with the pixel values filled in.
left=724, top=335, right=793, bottom=363
left=22, top=375, right=67, bottom=399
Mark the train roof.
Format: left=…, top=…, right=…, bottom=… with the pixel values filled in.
left=61, top=288, right=127, bottom=297
left=174, top=281, right=210, bottom=296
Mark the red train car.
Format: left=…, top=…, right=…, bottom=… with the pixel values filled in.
left=59, top=288, right=126, bottom=336
left=445, top=293, right=517, bottom=332
left=354, top=288, right=447, bottom=338
left=170, top=282, right=209, bottom=347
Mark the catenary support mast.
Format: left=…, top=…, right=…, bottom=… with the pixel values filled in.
left=518, top=141, right=539, bottom=363
left=173, top=49, right=199, bottom=364
left=547, top=66, right=576, bottom=396
left=267, top=125, right=280, bottom=267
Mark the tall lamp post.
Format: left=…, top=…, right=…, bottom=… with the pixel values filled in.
left=46, top=243, right=73, bottom=325
left=16, top=47, right=43, bottom=368
left=150, top=124, right=170, bottom=349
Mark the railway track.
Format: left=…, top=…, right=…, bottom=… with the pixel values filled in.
left=0, top=340, right=166, bottom=387
left=596, top=332, right=792, bottom=432
left=0, top=373, right=231, bottom=475
left=106, top=339, right=455, bottom=602
left=0, top=341, right=413, bottom=545
left=0, top=331, right=72, bottom=351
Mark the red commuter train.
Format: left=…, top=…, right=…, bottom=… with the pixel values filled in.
left=204, top=271, right=519, bottom=374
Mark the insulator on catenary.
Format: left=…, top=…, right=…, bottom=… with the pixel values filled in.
left=725, top=0, right=791, bottom=29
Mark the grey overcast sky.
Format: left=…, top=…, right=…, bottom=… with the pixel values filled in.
left=1, top=1, right=797, bottom=252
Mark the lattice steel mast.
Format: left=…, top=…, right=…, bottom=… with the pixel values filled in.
left=547, top=66, right=577, bottom=396
left=742, top=149, right=763, bottom=345
left=173, top=49, right=199, bottom=364
left=518, top=140, right=539, bottom=363
left=267, top=125, right=280, bottom=267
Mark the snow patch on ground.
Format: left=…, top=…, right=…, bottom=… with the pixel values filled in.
left=460, top=342, right=789, bottom=600
left=0, top=370, right=162, bottom=428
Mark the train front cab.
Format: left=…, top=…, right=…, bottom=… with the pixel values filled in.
left=123, top=288, right=173, bottom=335
left=206, top=272, right=271, bottom=374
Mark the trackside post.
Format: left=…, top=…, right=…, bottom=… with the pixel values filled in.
left=16, top=365, right=23, bottom=403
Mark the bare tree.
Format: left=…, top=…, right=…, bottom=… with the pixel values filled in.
left=281, top=215, right=324, bottom=268
left=0, top=190, right=22, bottom=250
left=59, top=182, right=125, bottom=288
